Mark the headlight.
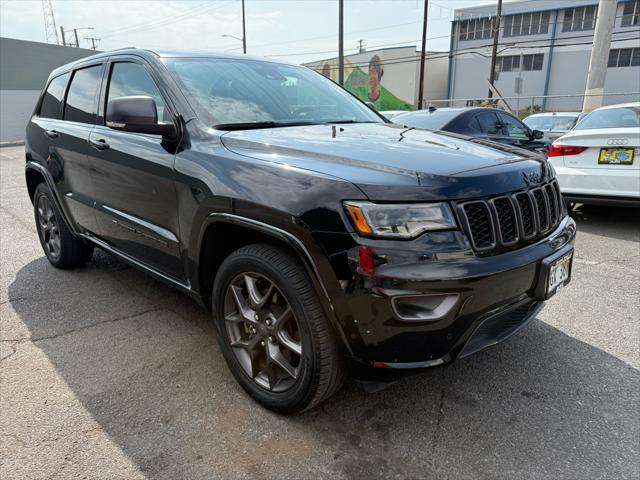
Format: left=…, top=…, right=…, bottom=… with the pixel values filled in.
left=343, top=201, right=457, bottom=238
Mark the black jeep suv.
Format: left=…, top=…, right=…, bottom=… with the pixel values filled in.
left=25, top=49, right=576, bottom=413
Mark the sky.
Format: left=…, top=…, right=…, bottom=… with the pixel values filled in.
left=0, top=0, right=505, bottom=64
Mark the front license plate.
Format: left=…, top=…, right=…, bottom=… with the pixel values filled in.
left=599, top=148, right=634, bottom=165
left=547, top=252, right=572, bottom=296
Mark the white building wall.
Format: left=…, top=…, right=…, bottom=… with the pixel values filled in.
left=449, top=0, right=640, bottom=111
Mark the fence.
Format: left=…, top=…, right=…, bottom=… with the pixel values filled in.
left=422, top=92, right=640, bottom=117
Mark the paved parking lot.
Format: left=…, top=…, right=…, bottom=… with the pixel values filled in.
left=1, top=145, right=638, bottom=479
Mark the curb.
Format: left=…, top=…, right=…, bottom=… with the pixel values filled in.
left=0, top=141, right=25, bottom=148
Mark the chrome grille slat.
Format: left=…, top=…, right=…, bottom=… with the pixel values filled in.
left=457, top=179, right=564, bottom=254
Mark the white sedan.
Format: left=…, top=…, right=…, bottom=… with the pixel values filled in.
left=548, top=102, right=639, bottom=208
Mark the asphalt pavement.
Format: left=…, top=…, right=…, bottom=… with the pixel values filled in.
left=1, top=145, right=638, bottom=480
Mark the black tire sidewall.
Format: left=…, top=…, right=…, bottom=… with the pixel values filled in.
left=33, top=182, right=92, bottom=268
left=212, top=247, right=321, bottom=413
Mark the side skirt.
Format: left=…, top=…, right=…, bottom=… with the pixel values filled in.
left=80, top=233, right=206, bottom=308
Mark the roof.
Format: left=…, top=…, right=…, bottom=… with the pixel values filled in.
left=525, top=112, right=581, bottom=117
left=454, top=0, right=598, bottom=20
left=48, top=47, right=296, bottom=78
left=593, top=102, right=640, bottom=111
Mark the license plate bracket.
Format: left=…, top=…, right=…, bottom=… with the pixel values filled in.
left=534, top=245, right=573, bottom=300
left=598, top=148, right=634, bottom=165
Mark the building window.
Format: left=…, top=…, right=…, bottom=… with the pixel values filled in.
left=522, top=53, right=544, bottom=71
left=503, top=11, right=551, bottom=37
left=621, top=1, right=639, bottom=26
left=497, top=55, right=520, bottom=72
left=458, top=17, right=494, bottom=41
left=608, top=48, right=640, bottom=67
left=497, top=54, right=544, bottom=72
left=563, top=5, right=598, bottom=32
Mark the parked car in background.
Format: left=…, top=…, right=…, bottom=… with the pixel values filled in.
left=394, top=107, right=551, bottom=154
left=379, top=110, right=408, bottom=120
left=25, top=49, right=576, bottom=413
left=523, top=112, right=581, bottom=141
left=548, top=102, right=640, bottom=208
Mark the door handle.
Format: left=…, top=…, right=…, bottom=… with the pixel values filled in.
left=44, top=129, right=59, bottom=139
left=89, top=138, right=110, bottom=151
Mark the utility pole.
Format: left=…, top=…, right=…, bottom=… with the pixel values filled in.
left=338, top=0, right=344, bottom=86
left=417, top=0, right=429, bottom=110
left=241, top=0, right=247, bottom=54
left=60, top=26, right=66, bottom=46
left=85, top=37, right=101, bottom=50
left=582, top=0, right=617, bottom=111
left=487, top=0, right=503, bottom=98
left=42, top=0, right=59, bottom=44
left=73, top=28, right=80, bottom=48
left=357, top=39, right=366, bottom=54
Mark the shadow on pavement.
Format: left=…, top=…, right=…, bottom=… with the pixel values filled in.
left=7, top=249, right=639, bottom=479
left=570, top=204, right=639, bottom=242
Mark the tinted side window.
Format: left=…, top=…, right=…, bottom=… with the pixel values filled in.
left=107, top=62, right=166, bottom=122
left=63, top=65, right=103, bottom=124
left=475, top=112, right=501, bottom=135
left=39, top=73, right=70, bottom=119
left=497, top=112, right=529, bottom=138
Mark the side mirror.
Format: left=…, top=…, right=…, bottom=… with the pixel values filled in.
left=106, top=96, right=175, bottom=137
left=532, top=129, right=544, bottom=139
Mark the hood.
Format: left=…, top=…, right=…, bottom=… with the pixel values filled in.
left=220, top=123, right=550, bottom=201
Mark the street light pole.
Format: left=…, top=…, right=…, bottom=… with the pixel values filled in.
left=241, top=0, right=246, bottom=54
left=338, top=0, right=344, bottom=86
left=417, top=0, right=429, bottom=110
left=487, top=0, right=502, bottom=98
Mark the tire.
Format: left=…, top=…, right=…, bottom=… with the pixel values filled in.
left=33, top=182, right=94, bottom=269
left=212, top=243, right=345, bottom=413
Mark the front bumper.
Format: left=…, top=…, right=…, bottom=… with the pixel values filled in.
left=340, top=215, right=576, bottom=381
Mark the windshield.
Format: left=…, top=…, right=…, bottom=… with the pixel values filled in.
left=164, top=57, right=382, bottom=127
left=524, top=115, right=577, bottom=131
left=394, top=110, right=461, bottom=130
left=574, top=106, right=640, bottom=130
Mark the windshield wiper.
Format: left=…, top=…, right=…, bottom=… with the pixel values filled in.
left=213, top=120, right=319, bottom=131
left=321, top=120, right=380, bottom=124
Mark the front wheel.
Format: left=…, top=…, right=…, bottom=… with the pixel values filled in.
left=212, top=243, right=344, bottom=413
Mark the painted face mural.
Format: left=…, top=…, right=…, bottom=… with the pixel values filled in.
left=368, top=55, right=382, bottom=102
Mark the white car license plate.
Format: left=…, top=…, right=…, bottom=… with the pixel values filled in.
left=547, top=252, right=572, bottom=295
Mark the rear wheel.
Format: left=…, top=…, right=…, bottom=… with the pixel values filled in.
left=212, top=243, right=344, bottom=413
left=33, top=182, right=94, bottom=269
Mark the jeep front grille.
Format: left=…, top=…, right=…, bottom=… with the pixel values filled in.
left=457, top=179, right=563, bottom=254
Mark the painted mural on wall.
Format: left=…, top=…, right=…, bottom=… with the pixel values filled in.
left=318, top=54, right=413, bottom=111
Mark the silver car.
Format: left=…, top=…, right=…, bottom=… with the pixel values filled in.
left=523, top=112, right=583, bottom=141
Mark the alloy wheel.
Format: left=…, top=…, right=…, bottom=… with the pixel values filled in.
left=223, top=272, right=303, bottom=392
left=37, top=194, right=61, bottom=260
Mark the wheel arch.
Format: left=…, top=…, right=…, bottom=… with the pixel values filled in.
left=196, top=214, right=355, bottom=356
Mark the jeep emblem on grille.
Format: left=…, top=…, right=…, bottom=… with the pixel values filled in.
left=522, top=171, right=540, bottom=186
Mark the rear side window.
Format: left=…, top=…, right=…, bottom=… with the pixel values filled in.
left=39, top=73, right=69, bottom=119
left=63, top=65, right=103, bottom=124
left=107, top=62, right=166, bottom=122
left=475, top=112, right=501, bottom=135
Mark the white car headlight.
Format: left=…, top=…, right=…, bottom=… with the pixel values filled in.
left=343, top=201, right=457, bottom=239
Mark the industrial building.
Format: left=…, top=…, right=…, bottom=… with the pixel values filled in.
left=0, top=37, right=95, bottom=142
left=448, top=0, right=640, bottom=110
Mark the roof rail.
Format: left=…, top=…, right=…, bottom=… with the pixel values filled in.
left=109, top=46, right=140, bottom=51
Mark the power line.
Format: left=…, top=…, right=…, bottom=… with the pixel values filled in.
left=98, top=1, right=228, bottom=38
left=310, top=29, right=640, bottom=71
